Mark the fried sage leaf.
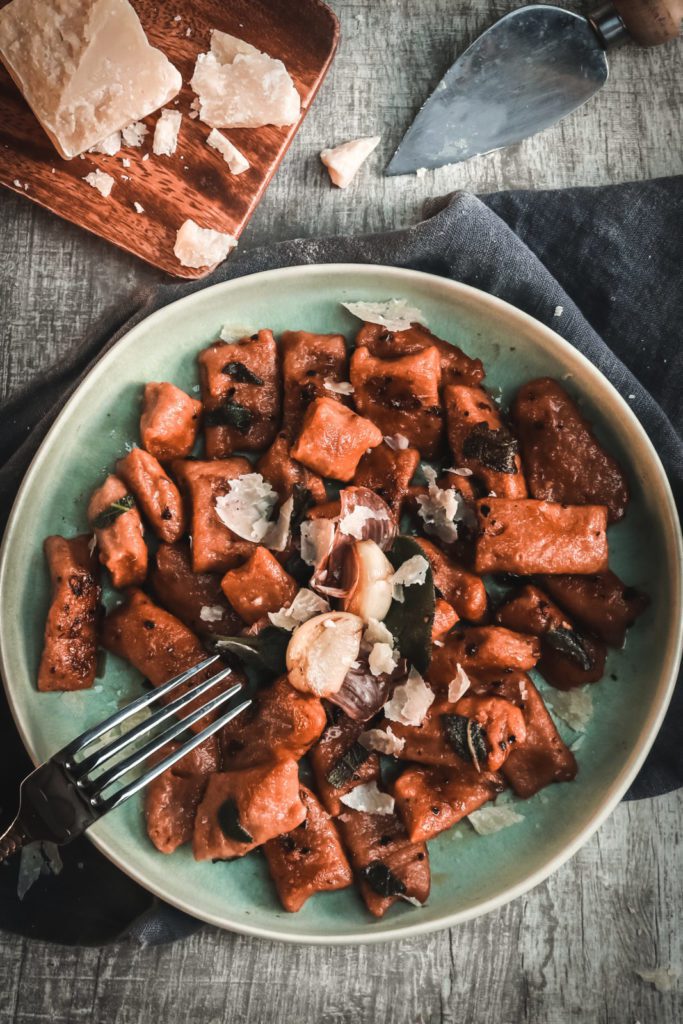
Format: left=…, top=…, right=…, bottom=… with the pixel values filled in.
left=462, top=423, right=519, bottom=474
left=326, top=741, right=372, bottom=789
left=544, top=626, right=593, bottom=671
left=217, top=798, right=253, bottom=844
left=211, top=626, right=290, bottom=675
left=384, top=536, right=435, bottom=674
left=442, top=714, right=488, bottom=772
left=361, top=861, right=406, bottom=897
left=91, top=494, right=135, bottom=529
left=221, top=361, right=264, bottom=385
left=205, top=400, right=255, bottom=432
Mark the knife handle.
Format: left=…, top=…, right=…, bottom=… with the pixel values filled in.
left=611, top=0, right=682, bottom=45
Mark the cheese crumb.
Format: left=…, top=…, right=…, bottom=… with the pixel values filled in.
left=359, top=726, right=405, bottom=757
left=444, top=466, right=473, bottom=477
left=553, top=305, right=564, bottom=317
left=342, top=298, right=426, bottom=333
left=268, top=589, right=331, bottom=631
left=383, top=668, right=434, bottom=726
left=339, top=781, right=395, bottom=815
left=122, top=121, right=149, bottom=147
left=219, top=323, right=256, bottom=342
left=448, top=663, right=471, bottom=704
left=339, top=504, right=389, bottom=540
left=214, top=474, right=293, bottom=551
left=368, top=641, right=399, bottom=677
left=416, top=466, right=465, bottom=544
left=547, top=687, right=593, bottom=732
left=468, top=805, right=524, bottom=835
left=320, top=135, right=381, bottom=188
left=199, top=605, right=224, bottom=623
left=363, top=618, right=394, bottom=648
left=133, top=202, right=145, bottom=214
left=153, top=108, right=182, bottom=156
left=323, top=379, right=354, bottom=395
left=89, top=130, right=122, bottom=156
left=121, top=157, right=131, bottom=168
left=206, top=128, right=250, bottom=174
left=174, top=219, right=237, bottom=269
left=383, top=433, right=409, bottom=451
left=389, top=555, right=429, bottom=599
left=84, top=170, right=115, bottom=197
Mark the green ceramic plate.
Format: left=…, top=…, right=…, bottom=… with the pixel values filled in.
left=1, top=265, right=680, bottom=944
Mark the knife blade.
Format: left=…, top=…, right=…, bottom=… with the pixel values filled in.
left=386, top=1, right=682, bottom=176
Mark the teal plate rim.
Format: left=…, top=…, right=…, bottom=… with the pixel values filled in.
left=0, top=264, right=681, bottom=945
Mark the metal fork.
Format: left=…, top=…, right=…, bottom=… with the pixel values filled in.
left=0, top=655, right=250, bottom=863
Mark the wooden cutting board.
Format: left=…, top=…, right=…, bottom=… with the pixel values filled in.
left=0, top=0, right=339, bottom=279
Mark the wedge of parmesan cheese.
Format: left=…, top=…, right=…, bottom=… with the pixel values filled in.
left=191, top=30, right=300, bottom=129
left=84, top=170, right=115, bottom=197
left=341, top=299, right=426, bottom=332
left=174, top=219, right=237, bottom=270
left=0, top=0, right=181, bottom=159
left=207, top=128, right=250, bottom=174
left=320, top=136, right=381, bottom=188
left=153, top=108, right=182, bottom=156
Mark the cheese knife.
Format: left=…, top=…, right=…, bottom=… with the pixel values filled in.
left=386, top=0, right=682, bottom=175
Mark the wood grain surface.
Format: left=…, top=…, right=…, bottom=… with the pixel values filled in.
left=0, top=0, right=338, bottom=278
left=0, top=1, right=681, bottom=1022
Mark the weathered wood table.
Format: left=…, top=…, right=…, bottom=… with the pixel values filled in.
left=1, top=2, right=681, bottom=1021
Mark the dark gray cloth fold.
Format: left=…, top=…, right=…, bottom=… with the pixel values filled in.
left=1, top=177, right=681, bottom=947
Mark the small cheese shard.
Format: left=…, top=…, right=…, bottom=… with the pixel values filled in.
left=320, top=136, right=381, bottom=188
left=89, top=130, right=122, bottom=155
left=84, top=170, right=115, bottom=197
left=342, top=299, right=426, bottom=332
left=153, top=108, right=182, bottom=156
left=122, top=121, right=148, bottom=147
left=0, top=0, right=182, bottom=159
left=206, top=128, right=250, bottom=174
left=383, top=668, right=434, bottom=727
left=468, top=804, right=524, bottom=836
left=339, top=781, right=395, bottom=815
left=191, top=30, right=300, bottom=129
left=174, top=219, right=237, bottom=269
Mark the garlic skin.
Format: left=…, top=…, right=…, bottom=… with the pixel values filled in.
left=286, top=611, right=363, bottom=697
left=342, top=540, right=394, bottom=623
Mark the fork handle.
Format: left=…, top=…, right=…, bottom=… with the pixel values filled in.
left=0, top=819, right=28, bottom=864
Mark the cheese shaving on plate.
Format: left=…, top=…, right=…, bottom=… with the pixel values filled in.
left=323, top=379, right=354, bottom=395
left=215, top=473, right=292, bottom=549
left=362, top=618, right=394, bottom=648
left=199, top=605, right=224, bottom=623
left=368, top=641, right=398, bottom=677
left=359, top=726, right=405, bottom=757
left=339, top=781, right=395, bottom=815
left=341, top=298, right=426, bottom=333
left=389, top=555, right=429, bottom=602
left=300, top=518, right=336, bottom=567
left=383, top=434, right=409, bottom=451
left=416, top=466, right=463, bottom=544
left=468, top=805, right=524, bottom=836
left=268, top=589, right=330, bottom=631
left=339, top=504, right=389, bottom=540
left=448, top=663, right=472, bottom=704
left=383, top=667, right=434, bottom=726
left=547, top=687, right=593, bottom=732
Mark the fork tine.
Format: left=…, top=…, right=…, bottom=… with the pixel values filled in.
left=94, top=699, right=252, bottom=813
left=84, top=680, right=244, bottom=801
left=73, top=666, right=235, bottom=777
left=59, top=655, right=221, bottom=760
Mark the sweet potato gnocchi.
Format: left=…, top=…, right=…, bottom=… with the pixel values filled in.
left=38, top=306, right=647, bottom=918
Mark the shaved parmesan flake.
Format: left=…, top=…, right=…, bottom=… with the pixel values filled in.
left=153, top=108, right=182, bottom=155
left=390, top=555, right=429, bottom=589
left=635, top=967, right=680, bottom=992
left=122, top=121, right=148, bottom=147
left=268, top=588, right=330, bottom=631
left=448, top=663, right=472, bottom=704
left=323, top=379, right=354, bottom=395
left=214, top=472, right=291, bottom=549
left=384, top=667, right=434, bottom=727
left=199, top=605, right=224, bottom=623
left=342, top=298, right=426, bottom=333
left=399, top=894, right=424, bottom=907
left=191, top=34, right=300, bottom=129
left=468, top=805, right=524, bottom=836
left=416, top=465, right=464, bottom=544
left=339, top=781, right=395, bottom=815
left=219, top=323, right=256, bottom=342
left=359, top=726, right=405, bottom=757
left=133, top=202, right=145, bottom=214
left=300, top=518, right=336, bottom=567
left=88, top=534, right=97, bottom=556
left=174, top=219, right=237, bottom=269
left=84, top=170, right=115, bottom=197
left=89, top=130, right=121, bottom=155
left=339, top=504, right=389, bottom=540
left=383, top=433, right=409, bottom=451
left=547, top=687, right=593, bottom=732
left=363, top=618, right=394, bottom=648
left=320, top=135, right=380, bottom=188
left=445, top=466, right=473, bottom=477
left=207, top=128, right=250, bottom=174
left=368, top=641, right=399, bottom=677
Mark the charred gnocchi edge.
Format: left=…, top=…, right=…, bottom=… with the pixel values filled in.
left=38, top=317, right=648, bottom=918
